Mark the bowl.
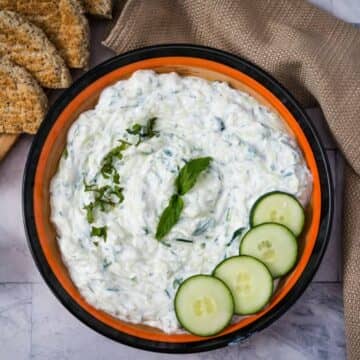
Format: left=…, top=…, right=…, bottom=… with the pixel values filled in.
left=23, top=45, right=333, bottom=353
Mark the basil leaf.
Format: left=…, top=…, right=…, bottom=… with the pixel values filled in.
left=155, top=194, right=184, bottom=240
left=175, top=157, right=212, bottom=195
left=91, top=226, right=107, bottom=241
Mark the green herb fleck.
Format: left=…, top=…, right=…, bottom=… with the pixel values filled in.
left=113, top=172, right=120, bottom=184
left=126, top=123, right=142, bottom=135
left=103, top=259, right=112, bottom=269
left=83, top=202, right=95, bottom=223
left=226, top=227, right=246, bottom=246
left=126, top=117, right=158, bottom=143
left=62, top=147, right=68, bottom=159
left=83, top=184, right=124, bottom=223
left=91, top=226, right=107, bottom=241
left=100, top=141, right=129, bottom=181
left=175, top=238, right=193, bottom=243
left=192, top=218, right=213, bottom=236
left=84, top=179, right=97, bottom=192
left=110, top=185, right=124, bottom=203
left=175, top=157, right=212, bottom=195
left=155, top=194, right=184, bottom=240
left=146, top=117, right=158, bottom=138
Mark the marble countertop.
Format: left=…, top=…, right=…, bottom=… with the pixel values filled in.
left=0, top=1, right=359, bottom=359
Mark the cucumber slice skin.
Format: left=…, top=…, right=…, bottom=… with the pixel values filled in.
left=213, top=256, right=273, bottom=315
left=249, top=191, right=305, bottom=236
left=240, top=223, right=298, bottom=278
left=174, top=275, right=235, bottom=337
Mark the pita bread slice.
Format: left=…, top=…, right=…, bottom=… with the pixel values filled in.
left=0, top=0, right=90, bottom=68
left=0, top=10, right=71, bottom=88
left=83, top=0, right=112, bottom=18
left=0, top=57, right=48, bottom=134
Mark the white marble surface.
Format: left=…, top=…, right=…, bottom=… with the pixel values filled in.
left=0, top=1, right=358, bottom=359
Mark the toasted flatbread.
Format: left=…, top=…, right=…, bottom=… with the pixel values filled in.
left=0, top=0, right=90, bottom=68
left=0, top=10, right=71, bottom=88
left=0, top=58, right=48, bottom=134
left=83, top=0, right=112, bottom=18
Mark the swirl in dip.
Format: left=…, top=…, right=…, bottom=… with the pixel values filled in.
left=50, top=70, right=312, bottom=333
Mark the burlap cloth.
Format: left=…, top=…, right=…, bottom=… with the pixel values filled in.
left=104, top=0, right=360, bottom=357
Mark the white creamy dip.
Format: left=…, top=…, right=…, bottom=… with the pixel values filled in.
left=50, top=70, right=312, bottom=333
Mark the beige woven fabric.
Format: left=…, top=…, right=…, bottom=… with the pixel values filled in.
left=104, top=0, right=360, bottom=357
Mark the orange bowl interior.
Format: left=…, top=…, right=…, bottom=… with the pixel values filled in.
left=33, top=57, right=321, bottom=343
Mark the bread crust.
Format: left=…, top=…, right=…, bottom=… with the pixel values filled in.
left=0, top=10, right=72, bottom=88
left=0, top=0, right=90, bottom=68
left=83, top=0, right=112, bottom=19
left=0, top=57, right=48, bottom=134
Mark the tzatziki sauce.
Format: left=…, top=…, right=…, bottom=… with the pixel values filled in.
left=50, top=70, right=312, bottom=333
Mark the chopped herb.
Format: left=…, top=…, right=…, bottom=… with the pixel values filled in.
left=164, top=289, right=171, bottom=298
left=93, top=241, right=99, bottom=247
left=103, top=259, right=112, bottom=269
left=175, top=157, right=212, bottom=195
left=175, top=238, right=193, bottom=243
left=126, top=123, right=142, bottom=135
left=91, top=226, right=107, bottom=241
left=113, top=172, right=120, bottom=184
left=226, top=227, right=246, bottom=246
left=200, top=243, right=206, bottom=249
left=192, top=218, right=213, bottom=236
left=155, top=194, right=184, bottom=240
left=83, top=184, right=123, bottom=224
left=83, top=179, right=97, bottom=192
left=215, top=116, right=225, bottom=131
left=100, top=141, right=129, bottom=181
left=62, top=147, right=68, bottom=159
left=83, top=202, right=95, bottom=223
left=109, top=185, right=124, bottom=203
left=126, top=117, right=158, bottom=144
left=226, top=208, right=231, bottom=221
left=146, top=117, right=158, bottom=138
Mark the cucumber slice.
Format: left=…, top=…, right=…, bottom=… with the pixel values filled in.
left=213, top=256, right=273, bottom=315
left=250, top=191, right=305, bottom=236
left=240, top=223, right=298, bottom=278
left=174, top=275, right=234, bottom=336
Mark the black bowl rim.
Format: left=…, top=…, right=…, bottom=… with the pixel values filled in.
left=23, top=44, right=334, bottom=353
